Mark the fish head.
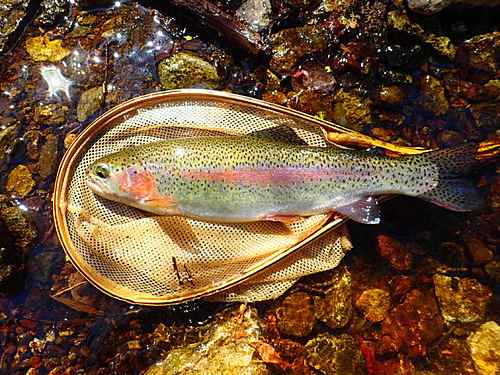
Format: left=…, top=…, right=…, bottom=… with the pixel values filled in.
left=86, top=153, right=157, bottom=205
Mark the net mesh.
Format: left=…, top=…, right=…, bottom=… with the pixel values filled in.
left=57, top=92, right=352, bottom=304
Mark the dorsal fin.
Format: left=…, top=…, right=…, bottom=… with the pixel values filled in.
left=247, top=126, right=308, bottom=145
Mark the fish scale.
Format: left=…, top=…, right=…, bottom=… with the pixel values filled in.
left=86, top=135, right=482, bottom=224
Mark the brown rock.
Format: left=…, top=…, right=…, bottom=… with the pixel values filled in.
left=355, top=288, right=390, bottom=322
left=276, top=292, right=316, bottom=338
left=377, top=289, right=445, bottom=357
left=6, top=165, right=35, bottom=198
left=377, top=235, right=413, bottom=271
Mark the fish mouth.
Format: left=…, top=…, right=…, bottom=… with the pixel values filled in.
left=86, top=174, right=109, bottom=196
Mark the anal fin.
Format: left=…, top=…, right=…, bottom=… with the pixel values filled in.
left=335, top=196, right=380, bottom=224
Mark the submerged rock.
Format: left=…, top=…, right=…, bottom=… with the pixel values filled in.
left=433, top=273, right=493, bottom=324
left=463, top=32, right=500, bottom=73
left=377, top=289, right=445, bottom=357
left=314, top=267, right=353, bottom=329
left=409, top=0, right=500, bottom=15
left=7, top=165, right=35, bottom=199
left=157, top=51, right=221, bottom=91
left=388, top=11, right=457, bottom=60
left=355, top=288, right=390, bottom=323
left=332, top=89, right=372, bottom=132
left=467, top=321, right=500, bottom=375
left=25, top=34, right=71, bottom=62
left=235, top=0, right=272, bottom=33
left=419, top=74, right=450, bottom=116
left=276, top=292, right=316, bottom=338
left=270, top=25, right=329, bottom=76
left=377, top=235, right=413, bottom=272
left=35, top=0, right=69, bottom=27
left=0, top=0, right=30, bottom=53
left=39, top=134, right=59, bottom=179
left=305, top=332, right=367, bottom=375
left=144, top=306, right=270, bottom=375
left=0, top=195, right=37, bottom=296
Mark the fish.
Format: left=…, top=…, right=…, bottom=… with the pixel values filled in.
left=85, top=131, right=482, bottom=224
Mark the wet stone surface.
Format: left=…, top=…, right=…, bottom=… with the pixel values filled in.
left=314, top=267, right=353, bottom=329
left=433, top=273, right=493, bottom=324
left=305, top=332, right=367, bottom=375
left=377, top=289, right=445, bottom=357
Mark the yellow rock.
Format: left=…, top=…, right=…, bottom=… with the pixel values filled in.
left=26, top=35, right=71, bottom=62
left=7, top=165, right=35, bottom=198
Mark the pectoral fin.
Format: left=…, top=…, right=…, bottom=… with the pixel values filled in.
left=335, top=196, right=380, bottom=224
left=263, top=214, right=304, bottom=222
left=141, top=195, right=180, bottom=214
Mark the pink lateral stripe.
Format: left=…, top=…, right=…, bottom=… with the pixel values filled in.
left=180, top=167, right=353, bottom=186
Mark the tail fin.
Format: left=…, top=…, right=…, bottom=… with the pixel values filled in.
left=419, top=142, right=483, bottom=211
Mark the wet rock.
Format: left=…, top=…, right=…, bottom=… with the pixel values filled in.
left=305, top=332, right=367, bottom=375
left=378, top=85, right=405, bottom=105
left=24, top=130, right=42, bottom=160
left=0, top=195, right=37, bottom=296
left=467, top=321, right=500, bottom=375
left=409, top=0, right=500, bottom=14
left=355, top=288, right=390, bottom=322
left=389, top=275, right=415, bottom=301
left=144, top=306, right=270, bottom=375
left=157, top=51, right=221, bottom=91
left=433, top=273, right=493, bottom=324
left=35, top=0, right=70, bottom=27
left=7, top=165, right=35, bottom=199
left=290, top=89, right=334, bottom=120
left=33, top=103, right=68, bottom=126
left=0, top=121, right=21, bottom=169
left=377, top=235, right=413, bottom=272
left=270, top=25, right=329, bottom=76
left=25, top=34, right=71, bottom=62
left=463, top=32, right=500, bottom=73
left=332, top=89, right=372, bottom=132
left=235, top=0, right=272, bottom=33
left=377, top=289, right=445, bottom=357
left=276, top=292, right=316, bottom=337
left=436, top=130, right=464, bottom=148
left=373, top=353, right=415, bottom=375
left=39, top=134, right=59, bottom=179
left=465, top=235, right=494, bottom=264
left=77, top=86, right=118, bottom=122
left=419, top=74, right=449, bottom=116
left=484, top=261, right=500, bottom=283
left=28, top=252, right=65, bottom=284
left=0, top=0, right=30, bottom=53
left=469, top=102, right=500, bottom=132
left=388, top=11, right=456, bottom=60
left=313, top=0, right=363, bottom=15
left=314, top=267, right=353, bottom=329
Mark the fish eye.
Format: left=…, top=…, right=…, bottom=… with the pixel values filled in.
left=95, top=164, right=110, bottom=179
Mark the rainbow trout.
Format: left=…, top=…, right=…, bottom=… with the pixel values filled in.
left=86, top=133, right=482, bottom=224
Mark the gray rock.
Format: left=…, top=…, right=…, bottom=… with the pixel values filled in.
left=408, top=0, right=500, bottom=15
